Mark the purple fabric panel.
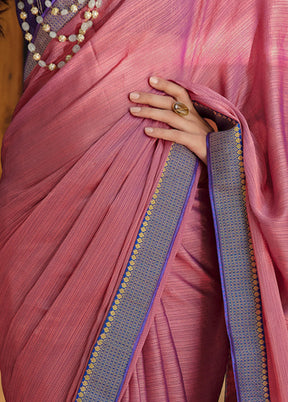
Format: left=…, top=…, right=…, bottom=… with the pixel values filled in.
left=120, top=169, right=229, bottom=401
left=206, top=132, right=240, bottom=400
left=1, top=1, right=287, bottom=400
left=15, top=0, right=48, bottom=37
left=116, top=159, right=199, bottom=400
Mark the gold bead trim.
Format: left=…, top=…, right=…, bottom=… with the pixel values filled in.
left=235, top=124, right=270, bottom=400
left=18, top=0, right=103, bottom=71
left=76, top=147, right=173, bottom=400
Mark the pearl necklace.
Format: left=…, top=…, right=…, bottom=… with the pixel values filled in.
left=18, top=0, right=102, bottom=71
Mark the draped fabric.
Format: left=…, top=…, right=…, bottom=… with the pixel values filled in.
left=0, top=0, right=287, bottom=401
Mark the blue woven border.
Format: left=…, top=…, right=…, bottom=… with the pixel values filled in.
left=75, top=143, right=198, bottom=401
left=207, top=124, right=270, bottom=402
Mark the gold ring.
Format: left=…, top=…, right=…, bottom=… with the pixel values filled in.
left=172, top=101, right=189, bottom=116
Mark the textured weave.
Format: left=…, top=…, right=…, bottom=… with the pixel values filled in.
left=1, top=0, right=287, bottom=401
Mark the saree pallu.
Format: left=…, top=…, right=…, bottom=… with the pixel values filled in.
left=0, top=0, right=288, bottom=401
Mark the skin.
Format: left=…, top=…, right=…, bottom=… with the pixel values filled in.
left=0, top=10, right=226, bottom=400
left=129, top=76, right=217, bottom=165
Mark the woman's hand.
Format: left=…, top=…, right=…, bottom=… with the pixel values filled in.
left=129, top=77, right=216, bottom=165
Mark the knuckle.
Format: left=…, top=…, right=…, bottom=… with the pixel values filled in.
left=148, top=108, right=158, bottom=118
left=164, top=111, right=176, bottom=124
left=174, top=85, right=187, bottom=98
left=179, top=86, right=188, bottom=96
left=139, top=107, right=150, bottom=116
left=153, top=128, right=163, bottom=137
left=177, top=131, right=186, bottom=143
left=140, top=93, right=155, bottom=104
left=139, top=93, right=149, bottom=102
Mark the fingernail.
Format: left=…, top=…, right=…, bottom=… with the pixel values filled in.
left=150, top=76, right=159, bottom=85
left=145, top=127, right=154, bottom=134
left=130, top=92, right=140, bottom=100
left=130, top=107, right=141, bottom=113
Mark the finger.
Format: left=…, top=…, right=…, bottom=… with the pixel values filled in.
left=130, top=106, right=197, bottom=133
left=144, top=127, right=207, bottom=164
left=149, top=76, right=194, bottom=109
left=130, top=91, right=195, bottom=124
left=204, top=118, right=218, bottom=132
left=129, top=91, right=174, bottom=110
left=130, top=106, right=210, bottom=136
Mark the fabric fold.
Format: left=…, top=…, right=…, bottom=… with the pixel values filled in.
left=1, top=0, right=287, bottom=401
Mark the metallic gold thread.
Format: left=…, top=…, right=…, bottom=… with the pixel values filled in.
left=235, top=125, right=270, bottom=400
left=77, top=145, right=174, bottom=399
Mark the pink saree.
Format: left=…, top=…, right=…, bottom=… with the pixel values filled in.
left=0, top=0, right=287, bottom=401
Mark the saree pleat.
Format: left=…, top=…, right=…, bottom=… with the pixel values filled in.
left=0, top=0, right=287, bottom=400
left=120, top=179, right=229, bottom=401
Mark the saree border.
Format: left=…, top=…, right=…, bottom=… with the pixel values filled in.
left=76, top=143, right=198, bottom=402
left=207, top=123, right=270, bottom=401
